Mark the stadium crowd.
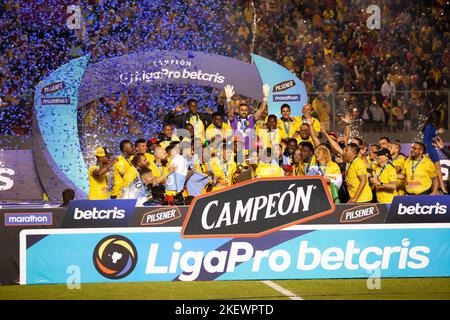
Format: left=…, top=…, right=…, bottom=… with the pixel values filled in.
left=1, top=0, right=448, bottom=138
left=87, top=84, right=449, bottom=206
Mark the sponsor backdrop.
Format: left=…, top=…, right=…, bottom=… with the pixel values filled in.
left=0, top=150, right=44, bottom=200
left=33, top=51, right=307, bottom=201
left=20, top=225, right=450, bottom=284
left=1, top=195, right=448, bottom=284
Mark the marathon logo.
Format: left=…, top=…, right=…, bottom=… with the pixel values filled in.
left=41, top=97, right=71, bottom=105
left=181, top=177, right=335, bottom=238
left=340, top=205, right=379, bottom=223
left=141, top=207, right=182, bottom=226
left=5, top=212, right=53, bottom=226
left=41, top=82, right=65, bottom=94
left=273, top=80, right=296, bottom=93
left=273, top=94, right=301, bottom=102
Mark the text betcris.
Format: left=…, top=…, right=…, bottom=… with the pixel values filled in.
left=398, top=203, right=447, bottom=215
left=145, top=239, right=430, bottom=281
left=74, top=207, right=125, bottom=220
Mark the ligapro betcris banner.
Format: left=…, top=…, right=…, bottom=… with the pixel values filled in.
left=20, top=225, right=450, bottom=284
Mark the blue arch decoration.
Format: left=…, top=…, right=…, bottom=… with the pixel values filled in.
left=33, top=51, right=307, bottom=200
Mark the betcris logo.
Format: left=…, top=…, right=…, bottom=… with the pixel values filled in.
left=387, top=196, right=450, bottom=223
left=63, top=200, right=137, bottom=227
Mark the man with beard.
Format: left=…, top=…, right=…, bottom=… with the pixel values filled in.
left=404, top=142, right=438, bottom=195
left=225, top=84, right=268, bottom=155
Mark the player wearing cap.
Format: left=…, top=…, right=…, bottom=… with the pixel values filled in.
left=88, top=147, right=117, bottom=200
left=369, top=148, right=398, bottom=203
left=405, top=142, right=439, bottom=195
left=111, top=140, right=135, bottom=199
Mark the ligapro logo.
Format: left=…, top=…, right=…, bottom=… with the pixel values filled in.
left=398, top=203, right=447, bottom=215
left=182, top=177, right=335, bottom=238
left=93, top=235, right=138, bottom=279
left=145, top=238, right=430, bottom=281
left=74, top=207, right=125, bottom=220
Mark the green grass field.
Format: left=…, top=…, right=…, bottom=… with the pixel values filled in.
left=1, top=278, right=449, bottom=300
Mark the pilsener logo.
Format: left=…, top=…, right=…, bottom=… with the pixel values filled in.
left=182, top=177, right=335, bottom=238
left=63, top=199, right=136, bottom=228
left=141, top=207, right=181, bottom=226
left=340, top=205, right=379, bottom=223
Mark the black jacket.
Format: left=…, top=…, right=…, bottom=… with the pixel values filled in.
left=441, top=146, right=450, bottom=159
left=163, top=103, right=225, bottom=129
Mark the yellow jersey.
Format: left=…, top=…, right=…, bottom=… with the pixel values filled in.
left=111, top=155, right=132, bottom=197
left=205, top=122, right=233, bottom=142
left=373, top=163, right=398, bottom=203
left=188, top=114, right=205, bottom=140
left=296, top=136, right=315, bottom=147
left=88, top=165, right=110, bottom=200
left=209, top=157, right=237, bottom=191
left=277, top=118, right=300, bottom=138
left=160, top=135, right=181, bottom=151
left=130, top=153, right=155, bottom=167
left=297, top=116, right=321, bottom=133
left=122, top=166, right=138, bottom=192
left=345, top=157, right=373, bottom=202
left=257, top=128, right=286, bottom=149
left=149, top=161, right=168, bottom=178
left=255, top=116, right=268, bottom=132
left=392, top=155, right=406, bottom=196
left=303, top=156, right=316, bottom=174
left=293, top=164, right=305, bottom=176
left=255, top=163, right=284, bottom=178
left=405, top=156, right=437, bottom=194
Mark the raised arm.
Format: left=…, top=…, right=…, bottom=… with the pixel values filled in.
left=164, top=104, right=184, bottom=124
left=255, top=84, right=270, bottom=121
left=224, top=85, right=235, bottom=120
left=305, top=118, right=321, bottom=147
left=342, top=113, right=351, bottom=144
left=321, top=123, right=345, bottom=156
left=93, top=158, right=117, bottom=177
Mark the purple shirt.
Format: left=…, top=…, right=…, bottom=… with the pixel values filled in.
left=230, top=114, right=256, bottom=149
